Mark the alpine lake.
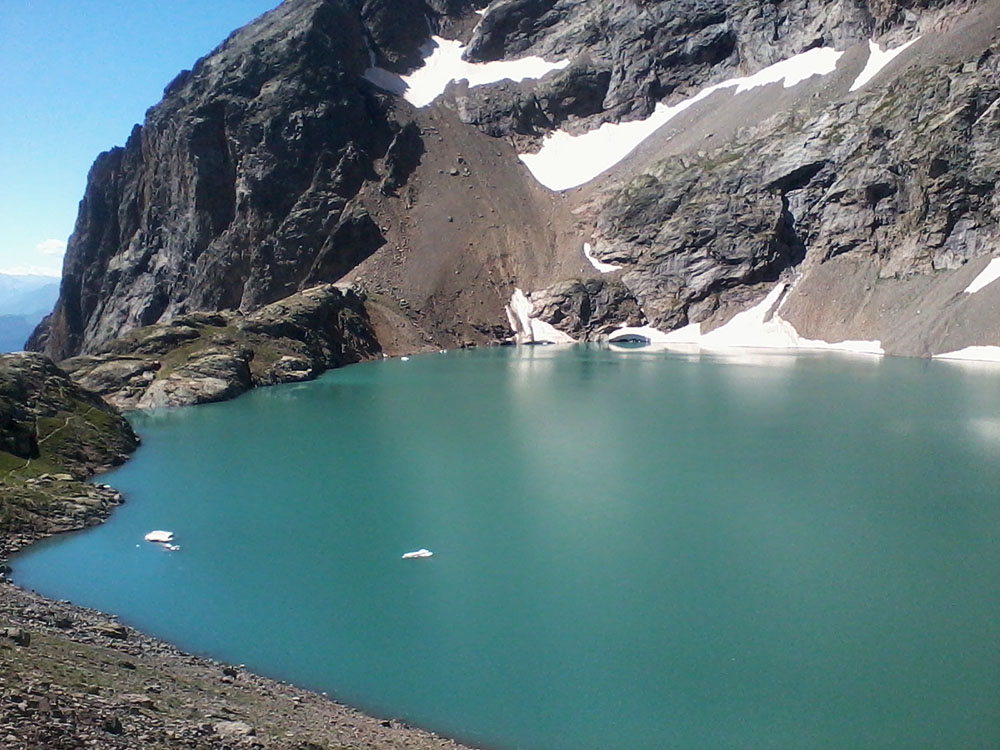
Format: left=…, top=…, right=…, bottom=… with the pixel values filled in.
left=12, top=345, right=1000, bottom=749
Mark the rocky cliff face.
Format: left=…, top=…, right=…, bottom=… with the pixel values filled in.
left=30, top=0, right=481, bottom=360
left=30, top=0, right=1000, bottom=363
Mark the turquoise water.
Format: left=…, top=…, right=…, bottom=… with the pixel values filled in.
left=12, top=346, right=1000, bottom=749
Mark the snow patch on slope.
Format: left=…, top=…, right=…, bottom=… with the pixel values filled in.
left=610, top=283, right=884, bottom=355
left=583, top=242, right=620, bottom=273
left=963, top=257, right=1000, bottom=294
left=934, top=345, right=1000, bottom=362
left=519, top=47, right=844, bottom=191
left=364, top=36, right=569, bottom=108
left=849, top=38, right=920, bottom=92
left=506, top=288, right=576, bottom=344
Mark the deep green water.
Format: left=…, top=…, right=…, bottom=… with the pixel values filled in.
left=12, top=346, right=1000, bottom=749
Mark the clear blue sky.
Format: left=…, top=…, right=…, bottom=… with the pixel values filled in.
left=0, top=1, right=281, bottom=277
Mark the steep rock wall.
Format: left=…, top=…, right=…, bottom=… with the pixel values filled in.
left=31, top=0, right=480, bottom=360
left=29, top=0, right=1000, bottom=362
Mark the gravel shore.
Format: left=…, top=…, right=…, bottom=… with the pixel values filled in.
left=0, top=478, right=480, bottom=750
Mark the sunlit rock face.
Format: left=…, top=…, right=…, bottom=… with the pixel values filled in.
left=30, top=0, right=1000, bottom=362
left=32, top=0, right=481, bottom=360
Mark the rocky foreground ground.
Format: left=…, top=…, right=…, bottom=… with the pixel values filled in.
left=0, top=583, right=476, bottom=750
left=1, top=351, right=477, bottom=750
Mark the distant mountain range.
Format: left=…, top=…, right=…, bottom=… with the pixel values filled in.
left=0, top=273, right=59, bottom=352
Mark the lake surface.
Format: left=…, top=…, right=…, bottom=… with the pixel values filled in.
left=12, top=346, right=1000, bottom=749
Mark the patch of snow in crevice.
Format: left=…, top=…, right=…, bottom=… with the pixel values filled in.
left=934, top=345, right=1000, bottom=363
left=849, top=37, right=920, bottom=92
left=519, top=47, right=844, bottom=191
left=609, top=282, right=884, bottom=355
left=963, top=257, right=1000, bottom=294
left=583, top=242, right=621, bottom=273
left=505, top=288, right=577, bottom=344
left=364, top=36, right=569, bottom=108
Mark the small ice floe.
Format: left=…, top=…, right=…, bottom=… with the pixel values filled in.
left=164, top=544, right=180, bottom=552
left=401, top=356, right=410, bottom=361
left=402, top=548, right=433, bottom=559
left=144, top=530, right=174, bottom=543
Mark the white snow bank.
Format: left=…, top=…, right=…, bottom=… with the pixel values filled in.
left=520, top=46, right=844, bottom=191
left=144, top=530, right=174, bottom=543
left=610, top=282, right=884, bottom=355
left=934, top=345, right=1000, bottom=362
left=583, top=242, right=621, bottom=273
left=964, top=258, right=1000, bottom=294
left=505, top=288, right=577, bottom=344
left=364, top=36, right=569, bottom=108
left=402, top=548, right=433, bottom=559
left=849, top=38, right=920, bottom=92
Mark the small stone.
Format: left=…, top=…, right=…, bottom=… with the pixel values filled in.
left=120, top=694, right=156, bottom=710
left=2, top=627, right=30, bottom=647
left=214, top=720, right=255, bottom=738
left=95, top=622, right=128, bottom=640
left=102, top=716, right=124, bottom=735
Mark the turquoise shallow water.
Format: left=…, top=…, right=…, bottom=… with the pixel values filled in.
left=12, top=346, right=1000, bottom=749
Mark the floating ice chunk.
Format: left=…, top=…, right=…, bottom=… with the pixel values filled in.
left=402, top=548, right=434, bottom=559
left=849, top=38, right=920, bottom=92
left=520, top=46, right=844, bottom=191
left=364, top=36, right=569, bottom=108
left=144, top=530, right=174, bottom=543
left=583, top=242, right=621, bottom=273
left=401, top=356, right=410, bottom=361
left=963, top=258, right=1000, bottom=294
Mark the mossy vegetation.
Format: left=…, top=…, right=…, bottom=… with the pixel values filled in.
left=0, top=352, right=137, bottom=550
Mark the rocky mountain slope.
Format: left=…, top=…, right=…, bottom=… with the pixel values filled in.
left=28, top=0, right=1000, bottom=366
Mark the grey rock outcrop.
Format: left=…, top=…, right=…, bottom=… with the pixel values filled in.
left=0, top=352, right=138, bottom=476
left=61, top=284, right=380, bottom=410
left=527, top=279, right=645, bottom=338
left=556, top=14, right=1000, bottom=350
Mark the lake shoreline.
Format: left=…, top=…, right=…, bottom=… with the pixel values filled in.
left=1, top=353, right=482, bottom=750
left=0, top=577, right=481, bottom=750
